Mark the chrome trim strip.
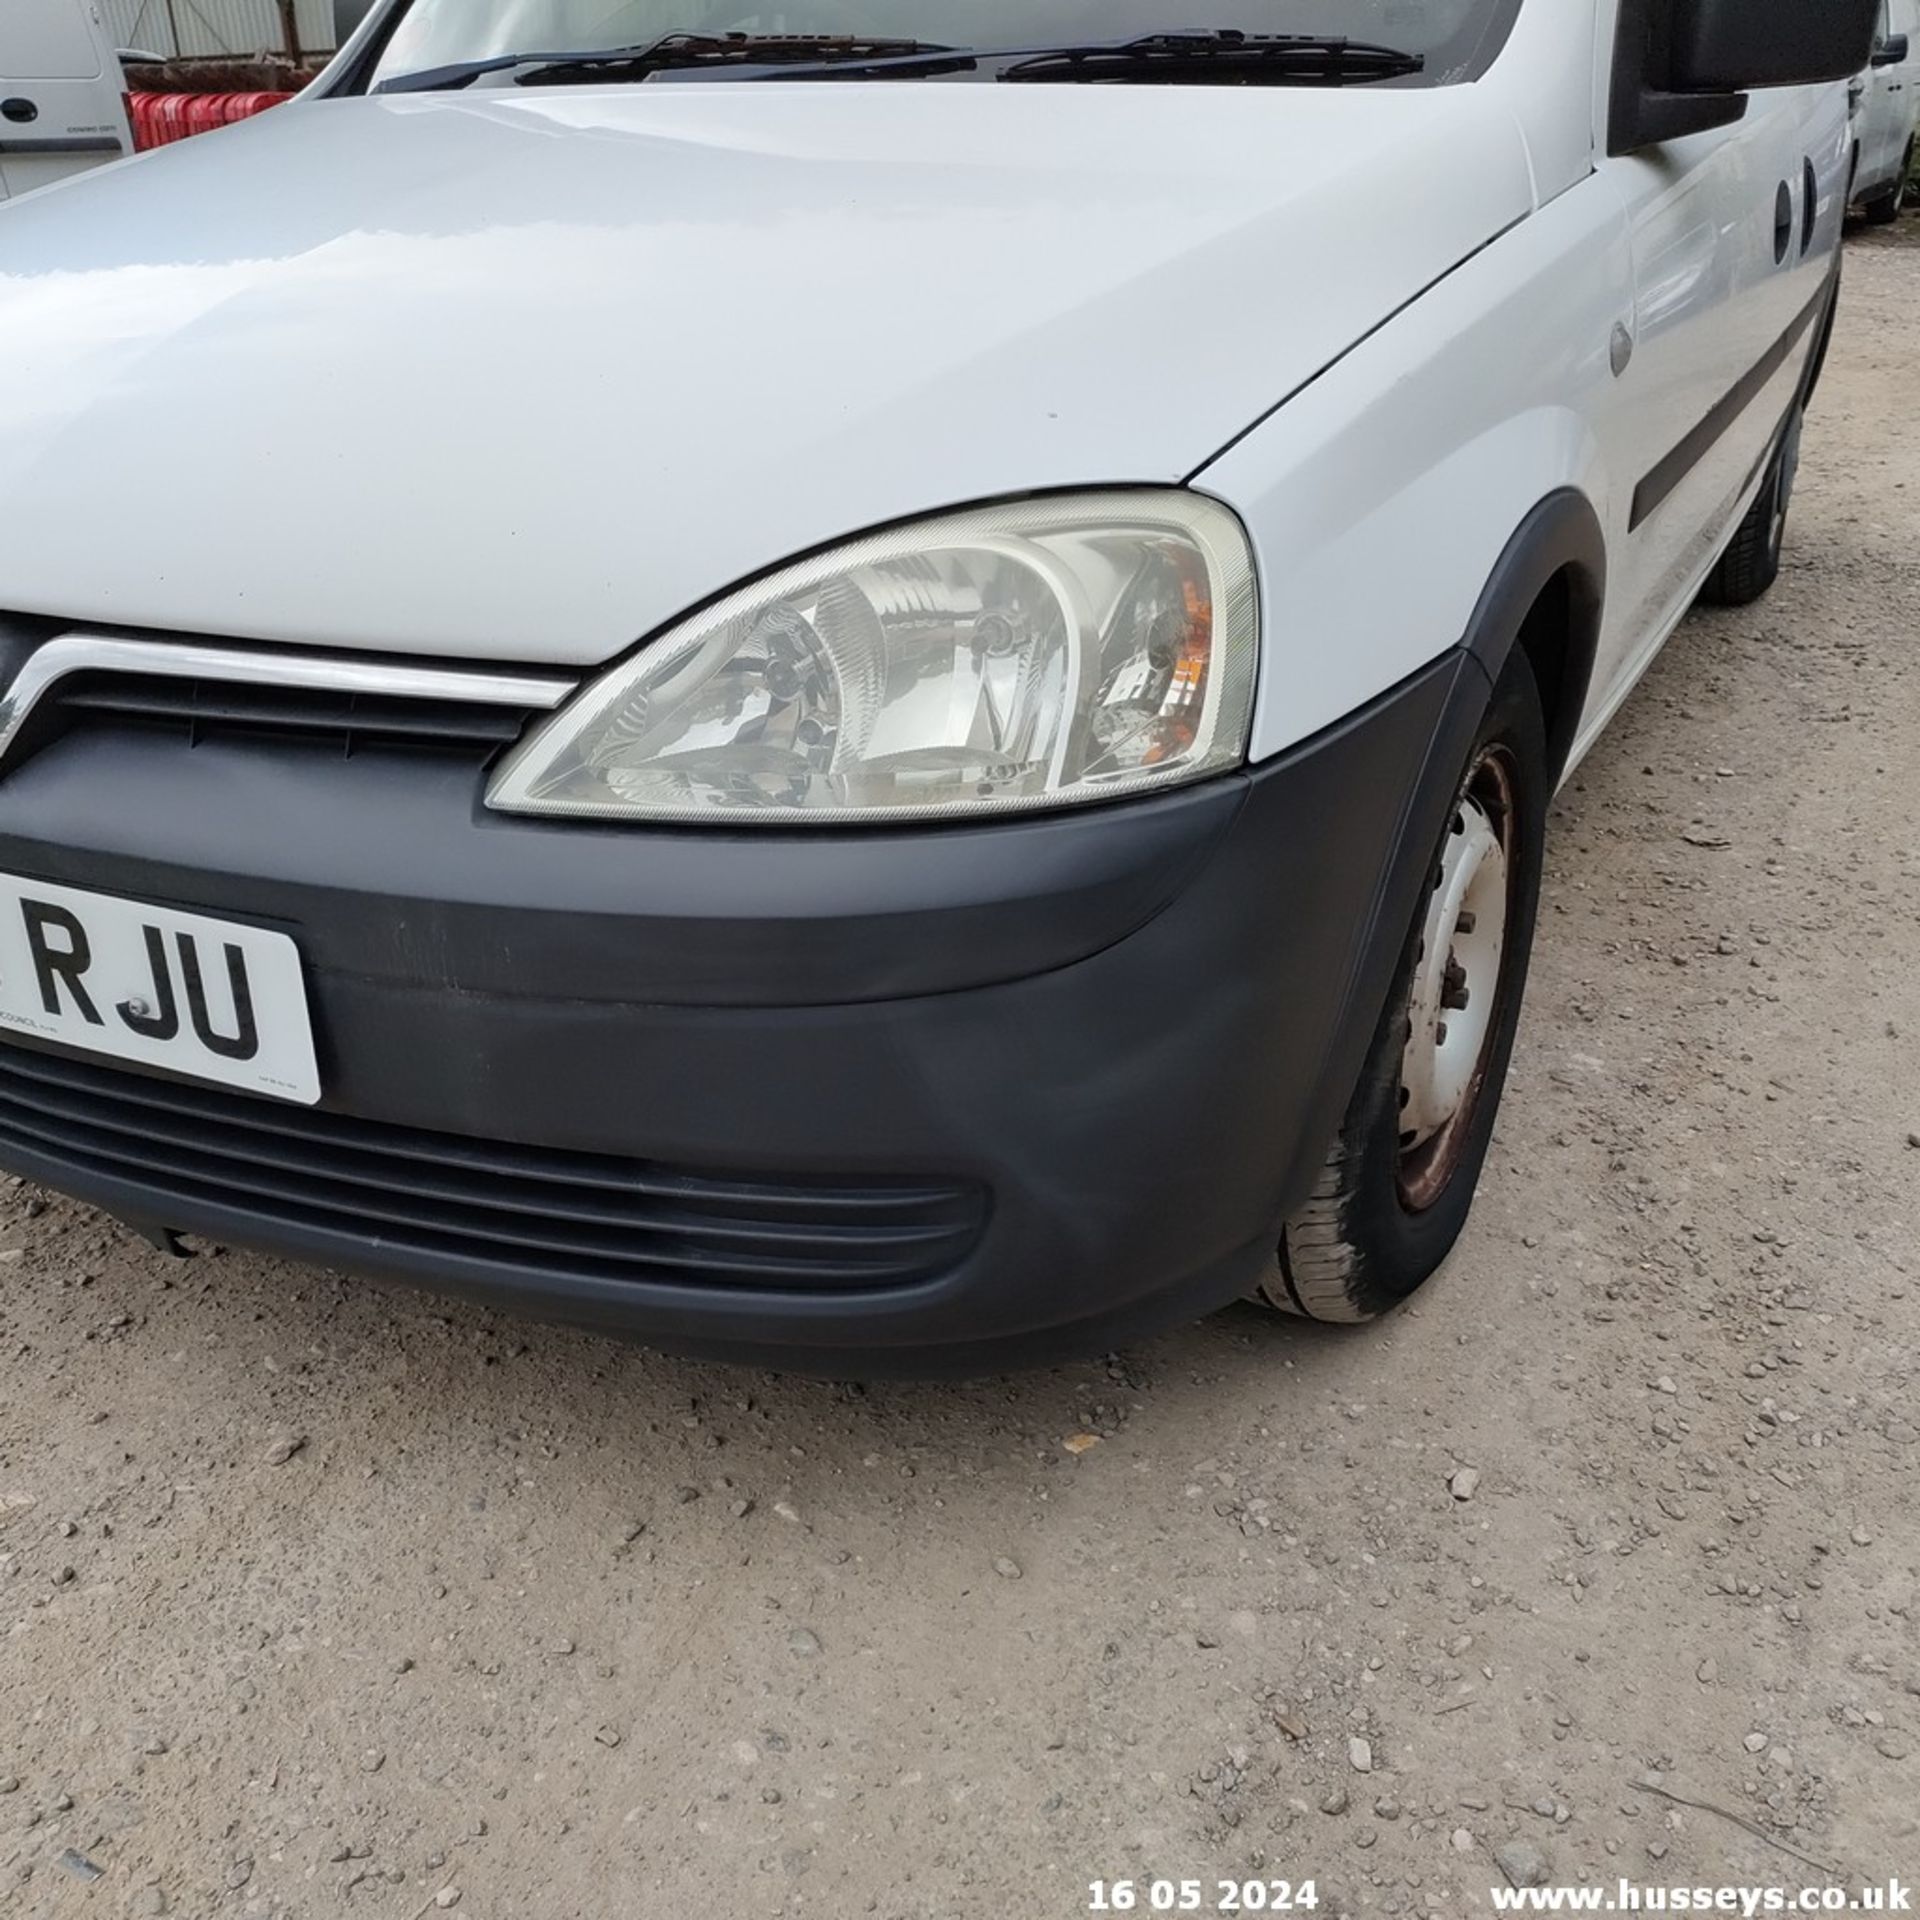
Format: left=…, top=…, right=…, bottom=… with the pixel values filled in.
left=0, top=634, right=577, bottom=767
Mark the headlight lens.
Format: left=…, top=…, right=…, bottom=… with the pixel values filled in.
left=486, top=491, right=1257, bottom=824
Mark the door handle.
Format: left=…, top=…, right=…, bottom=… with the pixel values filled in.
left=1773, top=180, right=1794, bottom=264
left=0, top=98, right=41, bottom=125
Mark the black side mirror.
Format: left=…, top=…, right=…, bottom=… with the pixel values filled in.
left=333, top=0, right=380, bottom=47
left=1612, top=0, right=1883, bottom=153
left=1872, top=33, right=1912, bottom=66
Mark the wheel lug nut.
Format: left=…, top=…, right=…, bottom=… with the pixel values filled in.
left=1435, top=1020, right=1449, bottom=1045
left=1456, top=911, right=1477, bottom=935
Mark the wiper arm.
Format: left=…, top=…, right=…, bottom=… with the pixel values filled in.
left=998, top=31, right=1425, bottom=84
left=375, top=33, right=951, bottom=94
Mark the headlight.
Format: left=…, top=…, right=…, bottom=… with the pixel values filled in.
left=486, top=491, right=1258, bottom=825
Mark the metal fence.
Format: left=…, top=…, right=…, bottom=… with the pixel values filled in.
left=104, top=0, right=339, bottom=61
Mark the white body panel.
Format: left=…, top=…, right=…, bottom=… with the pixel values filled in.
left=1200, top=176, right=1626, bottom=756
left=1593, top=85, right=1848, bottom=707
left=0, top=0, right=1857, bottom=786
left=0, top=0, right=132, bottom=203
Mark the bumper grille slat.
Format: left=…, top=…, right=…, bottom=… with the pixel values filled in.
left=52, top=673, right=536, bottom=756
left=0, top=1045, right=985, bottom=1294
left=0, top=1069, right=959, bottom=1254
left=0, top=1044, right=953, bottom=1215
left=58, top=680, right=533, bottom=746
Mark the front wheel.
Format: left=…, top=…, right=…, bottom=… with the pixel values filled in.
left=1252, top=649, right=1548, bottom=1324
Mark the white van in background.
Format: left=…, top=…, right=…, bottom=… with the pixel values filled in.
left=0, top=0, right=132, bottom=203
left=1853, top=0, right=1920, bottom=219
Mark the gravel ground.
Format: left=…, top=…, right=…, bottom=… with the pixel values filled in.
left=1, top=227, right=1916, bottom=1920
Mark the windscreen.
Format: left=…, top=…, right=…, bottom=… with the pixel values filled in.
left=366, top=0, right=1523, bottom=87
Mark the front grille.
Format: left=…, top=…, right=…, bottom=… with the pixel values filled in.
left=49, top=672, right=539, bottom=758
left=0, top=1045, right=986, bottom=1294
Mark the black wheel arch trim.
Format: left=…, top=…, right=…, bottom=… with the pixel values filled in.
left=1282, top=489, right=1603, bottom=1215
left=1459, top=486, right=1606, bottom=788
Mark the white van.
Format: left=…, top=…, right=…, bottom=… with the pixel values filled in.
left=1851, top=0, right=1920, bottom=218
left=0, top=0, right=1886, bottom=1372
left=0, top=0, right=132, bottom=203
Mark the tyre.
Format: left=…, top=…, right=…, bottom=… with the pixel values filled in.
left=1699, top=404, right=1801, bottom=608
left=1860, top=146, right=1910, bottom=225
left=1251, top=649, right=1548, bottom=1323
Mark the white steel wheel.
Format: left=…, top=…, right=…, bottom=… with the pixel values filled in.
left=1395, top=756, right=1515, bottom=1212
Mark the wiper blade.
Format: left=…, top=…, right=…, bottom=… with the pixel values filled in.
left=375, top=33, right=950, bottom=94
left=999, top=31, right=1425, bottom=84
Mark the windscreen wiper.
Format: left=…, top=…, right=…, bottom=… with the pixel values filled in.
left=375, top=28, right=1420, bottom=94
left=690, top=29, right=1423, bottom=84
left=375, top=33, right=953, bottom=94
left=997, top=31, right=1425, bottom=84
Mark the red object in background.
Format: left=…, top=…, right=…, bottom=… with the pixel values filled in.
left=129, top=93, right=294, bottom=152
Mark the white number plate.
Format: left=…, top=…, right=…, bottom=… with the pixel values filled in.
left=0, top=874, right=319, bottom=1104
